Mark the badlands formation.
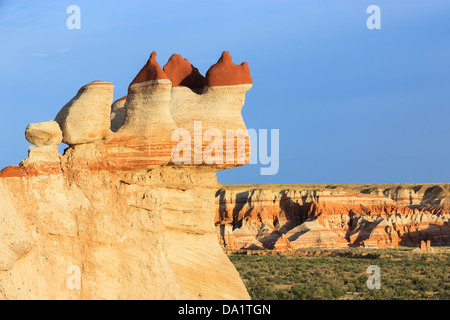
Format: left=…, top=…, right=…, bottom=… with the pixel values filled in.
left=1, top=50, right=449, bottom=300
left=0, top=51, right=252, bottom=299
left=215, top=184, right=450, bottom=250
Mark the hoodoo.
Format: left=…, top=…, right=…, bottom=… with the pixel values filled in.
left=0, top=51, right=253, bottom=300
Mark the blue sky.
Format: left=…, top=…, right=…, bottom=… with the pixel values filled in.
left=0, top=0, right=449, bottom=184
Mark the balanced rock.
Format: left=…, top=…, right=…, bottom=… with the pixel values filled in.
left=25, top=120, right=62, bottom=146
left=55, top=80, right=114, bottom=145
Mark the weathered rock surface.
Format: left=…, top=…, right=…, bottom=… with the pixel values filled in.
left=168, top=52, right=252, bottom=168
left=55, top=80, right=114, bottom=145
left=0, top=51, right=252, bottom=300
left=25, top=121, right=62, bottom=146
left=206, top=51, right=252, bottom=87
left=110, top=96, right=127, bottom=132
left=215, top=184, right=450, bottom=250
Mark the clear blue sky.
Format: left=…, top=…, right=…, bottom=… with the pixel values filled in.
left=0, top=0, right=449, bottom=184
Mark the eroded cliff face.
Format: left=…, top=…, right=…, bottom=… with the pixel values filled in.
left=215, top=184, right=450, bottom=250
left=0, top=51, right=252, bottom=300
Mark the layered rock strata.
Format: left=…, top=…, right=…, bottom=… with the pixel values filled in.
left=0, top=51, right=252, bottom=300
left=215, top=184, right=450, bottom=250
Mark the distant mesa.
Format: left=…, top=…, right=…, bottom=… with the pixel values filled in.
left=215, top=184, right=450, bottom=251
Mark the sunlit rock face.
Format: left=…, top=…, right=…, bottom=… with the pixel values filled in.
left=25, top=120, right=62, bottom=147
left=55, top=81, right=114, bottom=145
left=0, top=51, right=253, bottom=300
left=215, top=184, right=450, bottom=250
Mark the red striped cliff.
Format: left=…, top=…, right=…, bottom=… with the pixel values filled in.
left=215, top=184, right=450, bottom=250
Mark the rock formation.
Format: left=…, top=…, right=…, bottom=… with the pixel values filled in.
left=55, top=81, right=114, bottom=145
left=215, top=184, right=450, bottom=250
left=110, top=96, right=127, bottom=132
left=420, top=240, right=433, bottom=253
left=163, top=53, right=206, bottom=89
left=25, top=121, right=63, bottom=147
left=0, top=51, right=252, bottom=300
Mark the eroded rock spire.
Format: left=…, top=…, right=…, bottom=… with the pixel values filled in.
left=0, top=51, right=254, bottom=300
left=129, top=51, right=169, bottom=85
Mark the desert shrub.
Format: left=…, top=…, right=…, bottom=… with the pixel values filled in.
left=228, top=247, right=450, bottom=300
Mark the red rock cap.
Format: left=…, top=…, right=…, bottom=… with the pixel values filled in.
left=205, top=51, right=252, bottom=87
left=129, top=51, right=169, bottom=86
left=163, top=54, right=206, bottom=89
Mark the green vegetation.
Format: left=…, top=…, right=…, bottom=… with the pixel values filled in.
left=228, top=247, right=450, bottom=300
